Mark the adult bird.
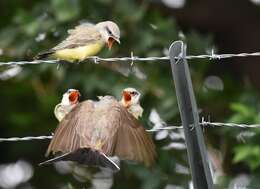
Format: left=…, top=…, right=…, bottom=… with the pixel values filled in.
left=54, top=89, right=81, bottom=122
left=36, top=21, right=120, bottom=62
left=40, top=88, right=156, bottom=171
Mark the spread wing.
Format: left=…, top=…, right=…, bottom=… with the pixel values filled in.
left=46, top=97, right=156, bottom=166
left=46, top=100, right=95, bottom=156
left=101, top=103, right=156, bottom=167
left=52, top=23, right=102, bottom=51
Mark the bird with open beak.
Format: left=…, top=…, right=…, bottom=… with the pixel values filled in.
left=35, top=21, right=120, bottom=62
left=120, top=87, right=143, bottom=119
left=54, top=89, right=81, bottom=122
left=40, top=88, right=156, bottom=171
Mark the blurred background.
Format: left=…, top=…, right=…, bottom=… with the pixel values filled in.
left=1, top=0, right=260, bottom=188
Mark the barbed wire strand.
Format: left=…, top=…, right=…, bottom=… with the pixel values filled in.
left=1, top=121, right=260, bottom=142
left=201, top=121, right=260, bottom=128
left=0, top=135, right=52, bottom=142
left=1, top=51, right=260, bottom=67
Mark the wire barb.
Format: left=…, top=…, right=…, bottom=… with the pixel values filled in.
left=209, top=49, right=221, bottom=60
left=1, top=51, right=260, bottom=67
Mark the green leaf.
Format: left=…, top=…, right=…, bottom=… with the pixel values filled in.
left=52, top=0, right=80, bottom=22
left=230, top=103, right=253, bottom=117
left=234, top=146, right=260, bottom=170
left=233, top=146, right=253, bottom=163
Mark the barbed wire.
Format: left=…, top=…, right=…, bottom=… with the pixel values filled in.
left=0, top=60, right=60, bottom=66
left=201, top=121, right=260, bottom=128
left=146, top=125, right=182, bottom=132
left=0, top=121, right=259, bottom=142
left=0, top=135, right=53, bottom=142
left=1, top=51, right=260, bottom=67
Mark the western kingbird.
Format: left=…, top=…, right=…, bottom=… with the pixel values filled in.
left=36, top=21, right=120, bottom=62
left=119, top=87, right=143, bottom=119
left=40, top=88, right=156, bottom=170
left=54, top=89, right=80, bottom=122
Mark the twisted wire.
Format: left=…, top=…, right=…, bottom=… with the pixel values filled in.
left=1, top=51, right=260, bottom=66
left=1, top=121, right=259, bottom=142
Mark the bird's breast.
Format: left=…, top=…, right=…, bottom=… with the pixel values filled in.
left=53, top=41, right=104, bottom=62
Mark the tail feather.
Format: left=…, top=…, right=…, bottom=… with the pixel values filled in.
left=34, top=51, right=54, bottom=60
left=39, top=148, right=120, bottom=171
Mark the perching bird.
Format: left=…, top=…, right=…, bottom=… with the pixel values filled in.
left=40, top=88, right=156, bottom=171
left=120, top=87, right=143, bottom=119
left=36, top=21, right=120, bottom=62
left=54, top=89, right=81, bottom=122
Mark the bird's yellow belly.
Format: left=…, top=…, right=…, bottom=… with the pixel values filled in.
left=53, top=42, right=104, bottom=62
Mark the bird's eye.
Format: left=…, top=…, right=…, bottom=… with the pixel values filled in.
left=106, top=27, right=113, bottom=35
left=130, top=91, right=138, bottom=96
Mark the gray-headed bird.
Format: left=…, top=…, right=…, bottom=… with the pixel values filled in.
left=40, top=88, right=156, bottom=171
left=120, top=87, right=143, bottom=119
left=36, top=21, right=120, bottom=62
left=54, top=89, right=81, bottom=122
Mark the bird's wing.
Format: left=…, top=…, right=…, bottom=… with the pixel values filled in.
left=52, top=23, right=102, bottom=51
left=99, top=100, right=156, bottom=167
left=46, top=97, right=156, bottom=166
left=67, top=23, right=94, bottom=35
left=46, top=100, right=95, bottom=156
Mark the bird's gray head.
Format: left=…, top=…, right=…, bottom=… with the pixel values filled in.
left=95, top=21, right=120, bottom=49
left=61, top=89, right=81, bottom=105
left=120, top=87, right=141, bottom=107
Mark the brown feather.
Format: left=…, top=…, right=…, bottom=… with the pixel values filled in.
left=52, top=23, right=101, bottom=51
left=46, top=96, right=156, bottom=166
left=46, top=100, right=94, bottom=156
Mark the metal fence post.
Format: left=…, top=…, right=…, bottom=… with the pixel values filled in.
left=169, top=41, right=213, bottom=189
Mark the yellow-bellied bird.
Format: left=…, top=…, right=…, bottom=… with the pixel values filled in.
left=40, top=88, right=156, bottom=171
left=54, top=89, right=81, bottom=122
left=36, top=21, right=120, bottom=62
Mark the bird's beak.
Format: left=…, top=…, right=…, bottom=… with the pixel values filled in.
left=77, top=90, right=81, bottom=97
left=69, top=91, right=80, bottom=104
left=107, top=37, right=120, bottom=50
left=107, top=37, right=114, bottom=50
left=121, top=91, right=131, bottom=107
left=114, top=37, right=120, bottom=44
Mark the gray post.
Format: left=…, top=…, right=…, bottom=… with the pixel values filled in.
left=169, top=41, right=213, bottom=189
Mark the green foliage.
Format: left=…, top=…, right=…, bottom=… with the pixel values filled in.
left=0, top=0, right=260, bottom=188
left=234, top=145, right=260, bottom=170
left=52, top=0, right=80, bottom=22
left=228, top=93, right=260, bottom=172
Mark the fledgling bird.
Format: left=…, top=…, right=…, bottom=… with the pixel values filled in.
left=40, top=88, right=156, bottom=171
left=36, top=21, right=120, bottom=62
left=120, top=87, right=143, bottom=119
left=54, top=89, right=81, bottom=122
